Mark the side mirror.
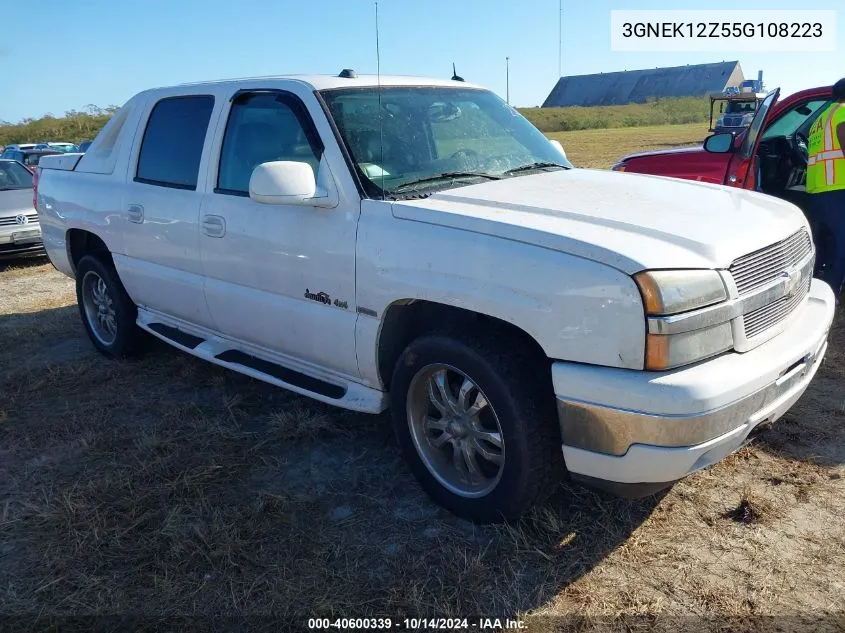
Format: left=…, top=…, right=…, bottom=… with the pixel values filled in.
left=703, top=133, right=735, bottom=154
left=249, top=161, right=322, bottom=205
left=549, top=139, right=567, bottom=161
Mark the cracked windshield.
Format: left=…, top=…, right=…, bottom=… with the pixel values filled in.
left=322, top=87, right=572, bottom=196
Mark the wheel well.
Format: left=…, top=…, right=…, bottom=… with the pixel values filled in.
left=377, top=300, right=550, bottom=391
left=67, top=229, right=112, bottom=274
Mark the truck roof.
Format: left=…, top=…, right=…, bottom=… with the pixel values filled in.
left=174, top=73, right=485, bottom=91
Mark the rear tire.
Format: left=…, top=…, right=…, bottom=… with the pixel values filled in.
left=75, top=254, right=144, bottom=358
left=390, top=329, right=563, bottom=523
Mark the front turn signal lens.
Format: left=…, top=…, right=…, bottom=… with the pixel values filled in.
left=645, top=323, right=734, bottom=371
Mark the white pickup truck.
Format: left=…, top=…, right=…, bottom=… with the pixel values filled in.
left=36, top=72, right=836, bottom=522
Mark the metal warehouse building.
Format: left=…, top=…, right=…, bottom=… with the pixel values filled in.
left=542, top=61, right=745, bottom=107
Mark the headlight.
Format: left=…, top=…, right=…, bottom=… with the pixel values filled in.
left=634, top=270, right=726, bottom=315
left=611, top=162, right=627, bottom=172
left=634, top=270, right=732, bottom=370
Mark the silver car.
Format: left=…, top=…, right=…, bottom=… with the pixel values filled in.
left=0, top=159, right=42, bottom=259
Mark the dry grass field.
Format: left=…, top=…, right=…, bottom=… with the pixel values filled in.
left=549, top=122, right=711, bottom=169
left=1, top=126, right=844, bottom=632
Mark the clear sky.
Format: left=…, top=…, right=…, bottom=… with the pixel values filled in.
left=3, top=0, right=842, bottom=122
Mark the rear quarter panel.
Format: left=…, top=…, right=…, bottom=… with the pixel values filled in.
left=36, top=93, right=148, bottom=277
left=38, top=169, right=129, bottom=276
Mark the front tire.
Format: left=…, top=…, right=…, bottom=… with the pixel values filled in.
left=390, top=330, right=563, bottom=523
left=75, top=254, right=143, bottom=358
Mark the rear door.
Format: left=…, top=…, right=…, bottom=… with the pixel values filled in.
left=116, top=93, right=219, bottom=328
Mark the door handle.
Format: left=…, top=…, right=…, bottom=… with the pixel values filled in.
left=202, top=214, right=226, bottom=238
left=127, top=204, right=144, bottom=223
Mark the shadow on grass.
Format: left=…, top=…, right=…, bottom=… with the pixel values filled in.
left=0, top=252, right=49, bottom=273
left=753, top=381, right=845, bottom=468
left=0, top=305, right=88, bottom=372
left=0, top=305, right=662, bottom=621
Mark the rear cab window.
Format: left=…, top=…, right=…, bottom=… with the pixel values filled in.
left=135, top=95, right=215, bottom=190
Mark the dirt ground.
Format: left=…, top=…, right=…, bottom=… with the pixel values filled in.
left=1, top=250, right=843, bottom=633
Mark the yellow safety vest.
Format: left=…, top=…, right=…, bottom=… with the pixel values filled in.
left=807, top=102, right=845, bottom=194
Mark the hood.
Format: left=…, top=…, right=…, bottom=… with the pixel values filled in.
left=620, top=145, right=704, bottom=161
left=393, top=169, right=807, bottom=274
left=0, top=188, right=35, bottom=217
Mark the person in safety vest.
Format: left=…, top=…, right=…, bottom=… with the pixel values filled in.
left=806, top=77, right=845, bottom=299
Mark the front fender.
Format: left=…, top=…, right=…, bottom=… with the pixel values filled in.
left=355, top=201, right=646, bottom=384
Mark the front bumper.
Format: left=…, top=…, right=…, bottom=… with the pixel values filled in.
left=554, top=279, right=836, bottom=494
left=0, top=224, right=43, bottom=258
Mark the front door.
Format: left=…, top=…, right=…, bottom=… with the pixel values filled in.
left=198, top=89, right=360, bottom=379
left=726, top=89, right=780, bottom=190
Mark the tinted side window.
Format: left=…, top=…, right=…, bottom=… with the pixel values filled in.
left=135, top=95, right=214, bottom=190
left=217, top=92, right=323, bottom=195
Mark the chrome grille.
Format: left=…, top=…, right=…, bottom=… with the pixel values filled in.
left=0, top=213, right=38, bottom=227
left=743, top=275, right=811, bottom=339
left=729, top=230, right=812, bottom=296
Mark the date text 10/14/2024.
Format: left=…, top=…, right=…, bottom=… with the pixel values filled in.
left=307, top=617, right=526, bottom=630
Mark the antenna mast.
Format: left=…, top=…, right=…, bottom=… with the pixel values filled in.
left=558, top=0, right=562, bottom=78
left=375, top=1, right=385, bottom=199
left=506, top=57, right=510, bottom=104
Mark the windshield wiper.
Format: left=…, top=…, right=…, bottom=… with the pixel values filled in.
left=392, top=171, right=503, bottom=193
left=503, top=162, right=568, bottom=174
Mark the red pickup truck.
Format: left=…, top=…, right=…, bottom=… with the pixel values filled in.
left=612, top=84, right=835, bottom=215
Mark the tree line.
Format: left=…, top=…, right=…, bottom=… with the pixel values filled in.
left=0, top=105, right=119, bottom=146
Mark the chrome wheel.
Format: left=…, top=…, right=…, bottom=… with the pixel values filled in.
left=81, top=270, right=117, bottom=345
left=406, top=364, right=505, bottom=498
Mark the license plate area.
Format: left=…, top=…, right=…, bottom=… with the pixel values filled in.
left=11, top=229, right=41, bottom=244
left=774, top=337, right=824, bottom=390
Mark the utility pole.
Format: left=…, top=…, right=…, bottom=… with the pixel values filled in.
left=506, top=56, right=510, bottom=104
